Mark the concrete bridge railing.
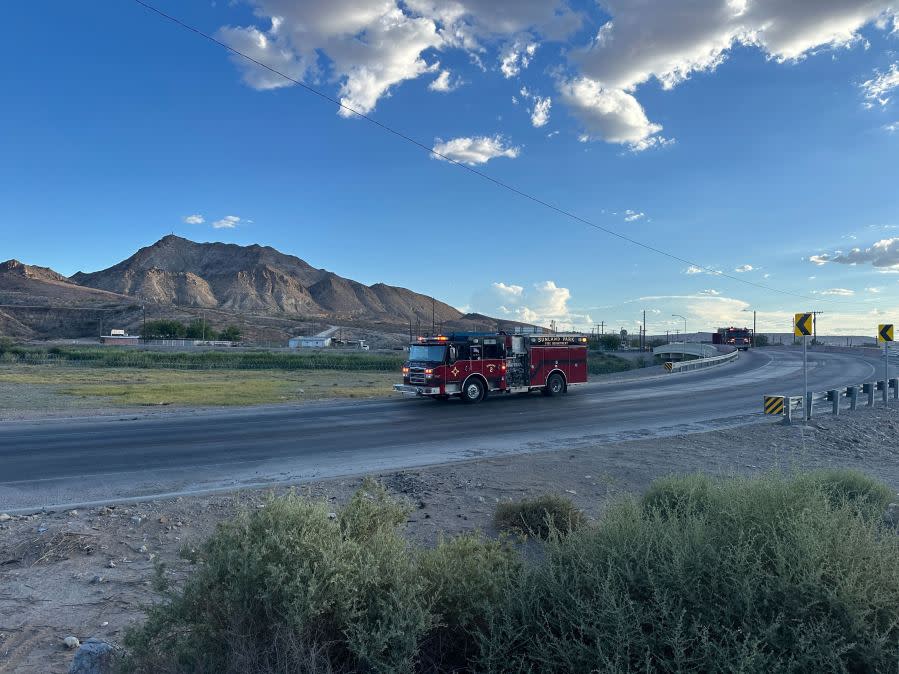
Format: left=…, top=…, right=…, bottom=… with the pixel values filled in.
left=663, top=349, right=739, bottom=373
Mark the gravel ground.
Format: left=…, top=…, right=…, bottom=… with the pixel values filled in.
left=1, top=403, right=898, bottom=672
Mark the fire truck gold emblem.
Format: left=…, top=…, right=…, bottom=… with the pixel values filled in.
left=451, top=366, right=460, bottom=377
left=487, top=364, right=496, bottom=373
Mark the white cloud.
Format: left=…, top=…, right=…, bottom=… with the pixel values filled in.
left=530, top=95, right=552, bottom=127
left=215, top=1, right=897, bottom=146
left=183, top=214, right=205, bottom=225
left=559, top=2, right=896, bottom=146
left=432, top=135, right=520, bottom=165
left=624, top=209, right=644, bottom=222
left=216, top=23, right=309, bottom=91
left=809, top=238, right=899, bottom=269
left=698, top=288, right=721, bottom=296
left=734, top=264, right=753, bottom=272
left=813, top=288, right=856, bottom=296
left=428, top=69, right=463, bottom=92
left=866, top=286, right=884, bottom=293
left=636, top=293, right=751, bottom=328
left=885, top=121, right=899, bottom=132
left=685, top=265, right=704, bottom=275
left=217, top=2, right=440, bottom=116
left=474, top=279, right=592, bottom=330
left=212, top=215, right=244, bottom=229
left=861, top=62, right=899, bottom=108
left=558, top=77, right=667, bottom=149
left=577, top=2, right=897, bottom=93
left=499, top=38, right=538, bottom=78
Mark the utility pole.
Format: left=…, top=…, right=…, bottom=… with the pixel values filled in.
left=142, top=305, right=146, bottom=338
left=431, top=297, right=435, bottom=335
left=812, top=311, right=824, bottom=345
left=753, top=310, right=757, bottom=347
left=673, top=314, right=687, bottom=362
left=642, top=310, right=646, bottom=350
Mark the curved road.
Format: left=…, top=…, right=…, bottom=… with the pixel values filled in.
left=0, top=348, right=884, bottom=511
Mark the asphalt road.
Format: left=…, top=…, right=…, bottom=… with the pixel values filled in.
left=0, top=348, right=885, bottom=511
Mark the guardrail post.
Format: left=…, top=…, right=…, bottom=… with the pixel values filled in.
left=806, top=392, right=813, bottom=420
left=784, top=398, right=792, bottom=424
left=829, top=389, right=839, bottom=416
left=891, top=378, right=899, bottom=401
left=848, top=385, right=858, bottom=411
left=881, top=380, right=888, bottom=404
left=864, top=382, right=874, bottom=407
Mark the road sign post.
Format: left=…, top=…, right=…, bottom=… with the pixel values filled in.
left=878, top=324, right=893, bottom=403
left=794, top=313, right=813, bottom=419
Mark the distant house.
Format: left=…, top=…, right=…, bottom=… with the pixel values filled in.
left=100, top=330, right=140, bottom=346
left=288, top=336, right=332, bottom=349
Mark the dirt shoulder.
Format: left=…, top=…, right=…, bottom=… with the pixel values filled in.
left=2, top=405, right=898, bottom=673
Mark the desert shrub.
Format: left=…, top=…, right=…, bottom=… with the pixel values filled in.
left=124, top=481, right=521, bottom=674
left=417, top=533, right=521, bottom=670
left=124, top=472, right=899, bottom=673
left=479, top=472, right=899, bottom=673
left=123, top=479, right=430, bottom=674
left=642, top=469, right=892, bottom=521
left=587, top=352, right=632, bottom=375
left=803, top=468, right=893, bottom=516
left=494, top=495, right=584, bottom=539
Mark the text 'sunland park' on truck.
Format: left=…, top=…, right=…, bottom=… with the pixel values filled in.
left=394, top=332, right=589, bottom=403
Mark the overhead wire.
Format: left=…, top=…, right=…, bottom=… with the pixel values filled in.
left=132, top=0, right=862, bottom=308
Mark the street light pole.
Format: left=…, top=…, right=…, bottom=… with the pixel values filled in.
left=672, top=314, right=687, bottom=361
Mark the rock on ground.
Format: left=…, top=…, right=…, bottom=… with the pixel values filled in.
left=68, top=638, right=119, bottom=674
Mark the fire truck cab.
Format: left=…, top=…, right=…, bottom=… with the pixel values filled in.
left=393, top=332, right=589, bottom=403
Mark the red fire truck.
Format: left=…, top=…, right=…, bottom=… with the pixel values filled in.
left=713, top=326, right=753, bottom=350
left=393, top=332, right=589, bottom=403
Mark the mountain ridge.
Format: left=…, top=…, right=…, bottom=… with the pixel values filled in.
left=70, top=235, right=466, bottom=324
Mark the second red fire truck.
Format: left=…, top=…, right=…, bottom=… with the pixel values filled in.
left=394, top=332, right=589, bottom=403
left=712, top=326, right=753, bottom=350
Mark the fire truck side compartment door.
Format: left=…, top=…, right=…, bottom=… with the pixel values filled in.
left=543, top=346, right=569, bottom=383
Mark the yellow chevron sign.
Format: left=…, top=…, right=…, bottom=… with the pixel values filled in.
left=664, top=362, right=673, bottom=372
left=878, top=324, right=894, bottom=343
left=764, top=395, right=785, bottom=415
left=794, top=313, right=813, bottom=337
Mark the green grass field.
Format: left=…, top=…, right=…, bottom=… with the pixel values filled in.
left=0, top=366, right=398, bottom=407
left=0, top=343, right=641, bottom=410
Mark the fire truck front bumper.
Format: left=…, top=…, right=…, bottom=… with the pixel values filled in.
left=393, top=384, right=442, bottom=396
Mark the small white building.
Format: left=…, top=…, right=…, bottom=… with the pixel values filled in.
left=288, top=336, right=332, bottom=349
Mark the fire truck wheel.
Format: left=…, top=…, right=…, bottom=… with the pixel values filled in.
left=461, top=378, right=485, bottom=404
left=543, top=372, right=566, bottom=397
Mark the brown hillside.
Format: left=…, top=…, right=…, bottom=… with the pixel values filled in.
left=72, top=236, right=465, bottom=324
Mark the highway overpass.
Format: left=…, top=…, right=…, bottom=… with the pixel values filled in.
left=652, top=342, right=719, bottom=360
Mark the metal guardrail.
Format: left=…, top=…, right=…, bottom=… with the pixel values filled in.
left=665, top=350, right=738, bottom=373
left=767, top=378, right=899, bottom=423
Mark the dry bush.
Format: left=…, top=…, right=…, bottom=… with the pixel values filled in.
left=493, top=494, right=584, bottom=539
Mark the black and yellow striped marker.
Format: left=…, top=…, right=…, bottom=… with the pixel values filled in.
left=664, top=362, right=673, bottom=371
left=764, top=395, right=785, bottom=415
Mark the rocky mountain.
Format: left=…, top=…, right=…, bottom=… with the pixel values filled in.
left=0, top=259, right=131, bottom=307
left=0, top=236, right=528, bottom=342
left=0, top=259, right=141, bottom=340
left=70, top=235, right=466, bottom=324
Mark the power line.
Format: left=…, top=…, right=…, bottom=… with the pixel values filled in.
left=131, top=0, right=859, bottom=307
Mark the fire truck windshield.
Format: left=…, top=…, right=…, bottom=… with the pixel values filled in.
left=409, top=344, right=446, bottom=362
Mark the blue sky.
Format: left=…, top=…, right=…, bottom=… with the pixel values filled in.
left=2, top=1, right=899, bottom=335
